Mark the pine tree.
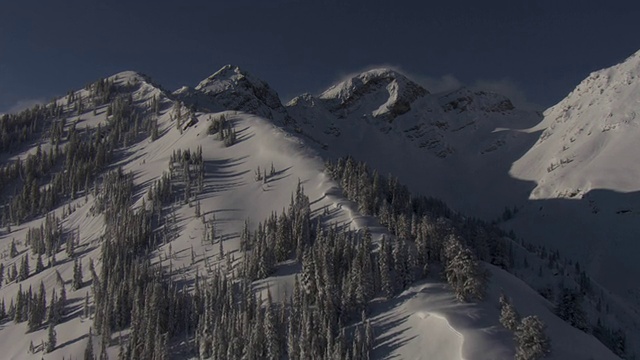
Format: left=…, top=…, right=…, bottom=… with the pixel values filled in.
left=515, top=315, right=551, bottom=360
left=195, top=200, right=201, bottom=218
left=378, top=236, right=393, bottom=299
left=46, top=322, right=57, bottom=353
left=84, top=291, right=90, bottom=318
left=73, top=257, right=83, bottom=290
left=66, top=235, right=75, bottom=257
left=85, top=329, right=95, bottom=360
left=444, top=235, right=488, bottom=302
left=9, top=238, right=18, bottom=258
left=151, top=118, right=159, bottom=141
left=264, top=290, right=281, bottom=360
left=393, top=237, right=409, bottom=291
left=35, top=254, right=44, bottom=274
left=14, top=284, right=24, bottom=322
left=218, top=237, right=224, bottom=260
left=499, top=293, right=520, bottom=331
left=555, top=288, right=588, bottom=332
left=48, top=289, right=59, bottom=324
left=18, top=254, right=30, bottom=281
left=58, top=284, right=67, bottom=318
left=0, top=298, right=5, bottom=320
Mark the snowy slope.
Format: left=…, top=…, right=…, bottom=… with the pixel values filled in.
left=0, top=63, right=631, bottom=360
left=372, top=265, right=619, bottom=360
left=286, top=59, right=640, bottom=344
left=178, top=67, right=628, bottom=359
left=0, top=69, right=392, bottom=360
left=512, top=49, right=640, bottom=199
left=501, top=50, right=640, bottom=308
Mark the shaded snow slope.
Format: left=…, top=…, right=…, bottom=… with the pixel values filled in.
left=371, top=265, right=619, bottom=360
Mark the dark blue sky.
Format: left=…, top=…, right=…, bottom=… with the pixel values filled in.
left=1, top=0, right=639, bottom=113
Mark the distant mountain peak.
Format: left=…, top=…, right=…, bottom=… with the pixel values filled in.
left=196, top=65, right=267, bottom=93
left=189, top=65, right=289, bottom=122
left=315, top=68, right=428, bottom=120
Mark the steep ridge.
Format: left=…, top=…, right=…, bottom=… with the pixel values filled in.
left=176, top=65, right=293, bottom=125
left=502, top=49, right=640, bottom=325
left=316, top=68, right=428, bottom=121
left=512, top=50, right=640, bottom=199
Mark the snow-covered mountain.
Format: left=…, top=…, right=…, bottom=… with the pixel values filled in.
left=287, top=68, right=542, bottom=218
left=175, top=64, right=293, bottom=125
left=502, top=50, right=640, bottom=336
left=512, top=49, right=640, bottom=200
left=0, top=55, right=637, bottom=360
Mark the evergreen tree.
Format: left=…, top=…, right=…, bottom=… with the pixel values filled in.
left=499, top=293, right=520, bottom=331
left=378, top=236, right=393, bottom=299
left=515, top=316, right=551, bottom=360
left=84, top=291, right=90, bottom=318
left=18, top=254, right=30, bottom=281
left=264, top=290, right=281, bottom=360
left=9, top=238, right=18, bottom=258
left=48, top=289, right=59, bottom=324
left=194, top=200, right=201, bottom=218
left=73, top=257, right=83, bottom=290
left=0, top=298, right=5, bottom=320
left=555, top=288, right=588, bottom=332
left=46, top=322, right=57, bottom=353
left=14, top=284, right=23, bottom=322
left=444, top=235, right=487, bottom=302
left=58, top=285, right=67, bottom=319
left=85, top=329, right=95, bottom=360
left=35, top=254, right=44, bottom=274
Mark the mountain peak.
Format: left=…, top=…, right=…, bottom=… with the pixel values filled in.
left=195, top=64, right=264, bottom=93
left=320, top=68, right=427, bottom=100
left=316, top=68, right=428, bottom=120
left=191, top=65, right=289, bottom=122
left=107, top=70, right=158, bottom=87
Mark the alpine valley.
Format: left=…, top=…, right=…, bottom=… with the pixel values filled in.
left=1, top=50, right=640, bottom=360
